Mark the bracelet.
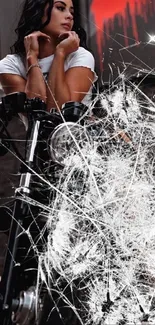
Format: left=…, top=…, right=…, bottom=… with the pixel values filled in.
left=26, top=63, right=41, bottom=76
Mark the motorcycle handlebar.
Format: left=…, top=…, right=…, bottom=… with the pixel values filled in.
left=0, top=92, right=87, bottom=126
left=0, top=92, right=46, bottom=123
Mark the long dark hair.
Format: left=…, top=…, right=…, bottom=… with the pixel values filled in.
left=10, top=0, right=88, bottom=56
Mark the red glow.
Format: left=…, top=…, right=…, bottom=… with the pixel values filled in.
left=91, top=0, right=148, bottom=28
left=91, top=0, right=153, bottom=69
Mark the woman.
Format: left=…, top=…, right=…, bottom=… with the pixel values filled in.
left=0, top=0, right=97, bottom=111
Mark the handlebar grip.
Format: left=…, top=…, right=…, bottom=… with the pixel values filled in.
left=2, top=92, right=27, bottom=114
left=0, top=92, right=27, bottom=123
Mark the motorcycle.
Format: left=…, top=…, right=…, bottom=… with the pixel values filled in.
left=0, top=92, right=87, bottom=325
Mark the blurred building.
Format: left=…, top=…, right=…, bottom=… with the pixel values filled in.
left=80, top=0, right=155, bottom=83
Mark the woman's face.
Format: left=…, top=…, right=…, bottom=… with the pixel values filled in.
left=42, top=0, right=74, bottom=37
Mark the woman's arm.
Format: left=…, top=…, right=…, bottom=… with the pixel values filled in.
left=0, top=73, right=26, bottom=95
left=25, top=54, right=47, bottom=101
left=0, top=67, right=46, bottom=102
left=46, top=32, right=94, bottom=110
left=46, top=51, right=94, bottom=110
left=0, top=32, right=50, bottom=101
left=24, top=31, right=51, bottom=101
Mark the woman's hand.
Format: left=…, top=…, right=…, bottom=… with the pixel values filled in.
left=24, top=31, right=51, bottom=58
left=56, top=31, right=80, bottom=58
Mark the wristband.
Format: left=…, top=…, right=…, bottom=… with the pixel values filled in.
left=26, top=63, right=41, bottom=76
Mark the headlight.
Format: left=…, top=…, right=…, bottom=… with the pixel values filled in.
left=48, top=122, right=91, bottom=166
